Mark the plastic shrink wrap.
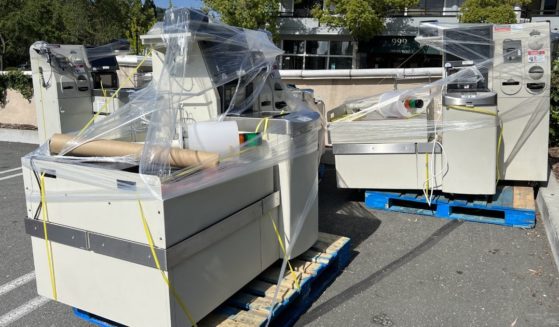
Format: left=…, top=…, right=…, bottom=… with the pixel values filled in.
left=328, top=22, right=551, bottom=198
left=22, top=8, right=323, bottom=327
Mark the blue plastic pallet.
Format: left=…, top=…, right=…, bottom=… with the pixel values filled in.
left=73, top=232, right=351, bottom=327
left=365, top=186, right=536, bottom=228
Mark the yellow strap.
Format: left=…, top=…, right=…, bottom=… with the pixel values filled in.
left=269, top=213, right=301, bottom=290
left=100, top=80, right=107, bottom=98
left=77, top=50, right=153, bottom=136
left=448, top=105, right=497, bottom=116
left=496, top=122, right=504, bottom=182
left=425, top=153, right=429, bottom=194
left=255, top=116, right=270, bottom=141
left=138, top=201, right=197, bottom=327
left=119, top=66, right=136, bottom=87
left=39, top=173, right=58, bottom=300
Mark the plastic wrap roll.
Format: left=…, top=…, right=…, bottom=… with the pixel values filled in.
left=378, top=91, right=424, bottom=118
left=187, top=121, right=240, bottom=157
left=50, top=133, right=219, bottom=168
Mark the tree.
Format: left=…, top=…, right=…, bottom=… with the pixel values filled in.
left=89, top=0, right=130, bottom=45
left=311, top=0, right=419, bottom=41
left=126, top=0, right=157, bottom=54
left=550, top=59, right=559, bottom=146
left=0, top=0, right=159, bottom=66
left=460, top=0, right=531, bottom=24
left=202, top=0, right=279, bottom=37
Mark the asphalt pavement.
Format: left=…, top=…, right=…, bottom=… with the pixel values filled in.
left=0, top=141, right=558, bottom=326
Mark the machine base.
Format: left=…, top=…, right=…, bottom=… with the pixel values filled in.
left=72, top=232, right=351, bottom=327
left=365, top=186, right=536, bottom=228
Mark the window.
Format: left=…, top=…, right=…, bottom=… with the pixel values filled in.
left=330, top=41, right=352, bottom=56
left=282, top=56, right=304, bottom=69
left=357, top=36, right=442, bottom=69
left=283, top=40, right=305, bottom=54
left=293, top=0, right=322, bottom=17
left=280, top=39, right=353, bottom=70
left=544, top=0, right=557, bottom=11
left=306, top=41, right=329, bottom=55
left=305, top=56, right=327, bottom=70
left=329, top=57, right=352, bottom=69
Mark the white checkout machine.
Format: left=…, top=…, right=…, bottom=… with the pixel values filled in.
left=22, top=8, right=321, bottom=326
left=29, top=41, right=140, bottom=143
left=329, top=22, right=551, bottom=196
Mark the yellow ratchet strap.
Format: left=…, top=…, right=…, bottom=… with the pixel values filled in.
left=137, top=201, right=197, bottom=327
left=39, top=173, right=58, bottom=300
left=269, top=213, right=301, bottom=290
left=448, top=105, right=497, bottom=116
left=77, top=50, right=153, bottom=136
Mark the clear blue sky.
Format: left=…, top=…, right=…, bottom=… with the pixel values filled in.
left=154, top=0, right=203, bottom=9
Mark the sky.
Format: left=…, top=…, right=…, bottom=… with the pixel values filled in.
left=154, top=0, right=203, bottom=9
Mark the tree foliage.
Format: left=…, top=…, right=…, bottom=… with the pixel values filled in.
left=460, top=0, right=531, bottom=24
left=202, top=0, right=279, bottom=37
left=0, top=0, right=158, bottom=67
left=127, top=0, right=158, bottom=54
left=312, top=0, right=419, bottom=40
left=0, top=70, right=33, bottom=105
left=550, top=59, right=559, bottom=146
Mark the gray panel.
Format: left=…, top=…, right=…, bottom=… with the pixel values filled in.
left=25, top=191, right=281, bottom=271
left=25, top=218, right=88, bottom=249
left=417, top=142, right=442, bottom=154
left=262, top=191, right=281, bottom=213
left=166, top=191, right=281, bottom=268
left=442, top=92, right=497, bottom=106
left=25, top=218, right=166, bottom=270
left=333, top=143, right=416, bottom=155
left=89, top=233, right=166, bottom=270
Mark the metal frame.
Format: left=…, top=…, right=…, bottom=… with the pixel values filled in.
left=332, top=142, right=442, bottom=155
left=25, top=191, right=281, bottom=270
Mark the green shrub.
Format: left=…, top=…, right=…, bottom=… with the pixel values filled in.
left=0, top=70, right=33, bottom=106
left=550, top=59, right=559, bottom=147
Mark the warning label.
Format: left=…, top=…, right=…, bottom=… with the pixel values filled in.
left=528, top=50, right=546, bottom=63
left=494, top=25, right=511, bottom=32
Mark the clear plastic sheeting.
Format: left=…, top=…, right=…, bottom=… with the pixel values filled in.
left=24, top=7, right=323, bottom=202
left=328, top=22, right=551, bottom=158
left=30, top=39, right=130, bottom=69
left=329, top=21, right=551, bottom=204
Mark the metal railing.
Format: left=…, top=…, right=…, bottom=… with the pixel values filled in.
left=386, top=9, right=461, bottom=17
left=278, top=6, right=559, bottom=19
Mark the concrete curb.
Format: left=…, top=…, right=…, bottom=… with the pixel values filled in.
left=0, top=128, right=39, bottom=144
left=537, top=171, right=559, bottom=271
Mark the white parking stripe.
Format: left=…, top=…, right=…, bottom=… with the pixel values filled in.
left=0, top=296, right=50, bottom=327
left=0, top=173, right=22, bottom=182
left=0, top=167, right=21, bottom=175
left=0, top=272, right=35, bottom=297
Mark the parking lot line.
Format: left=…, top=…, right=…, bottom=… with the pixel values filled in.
left=0, top=173, right=22, bottom=182
left=0, top=272, right=35, bottom=298
left=0, top=296, right=50, bottom=327
left=0, top=168, right=21, bottom=175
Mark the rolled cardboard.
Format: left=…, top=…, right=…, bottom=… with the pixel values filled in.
left=50, top=133, right=219, bottom=168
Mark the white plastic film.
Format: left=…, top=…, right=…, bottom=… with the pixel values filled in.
left=24, top=8, right=324, bottom=203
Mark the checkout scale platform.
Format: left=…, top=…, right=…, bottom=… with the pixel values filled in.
left=364, top=185, right=536, bottom=228
left=72, top=232, right=351, bottom=327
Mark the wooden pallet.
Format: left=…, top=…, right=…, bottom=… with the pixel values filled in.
left=73, top=233, right=351, bottom=327
left=365, top=186, right=536, bottom=228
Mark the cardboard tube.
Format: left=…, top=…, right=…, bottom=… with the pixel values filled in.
left=50, top=133, right=219, bottom=168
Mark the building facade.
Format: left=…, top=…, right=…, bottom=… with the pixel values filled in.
left=277, top=0, right=559, bottom=71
